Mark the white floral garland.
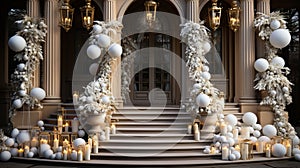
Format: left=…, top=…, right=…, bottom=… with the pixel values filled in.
left=180, top=21, right=224, bottom=122
left=253, top=11, right=296, bottom=137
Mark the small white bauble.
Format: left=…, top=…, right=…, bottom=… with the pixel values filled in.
left=17, top=63, right=26, bottom=71
left=5, top=138, right=15, bottom=147
left=101, top=96, right=110, bottom=104
left=97, top=34, right=111, bottom=48
left=196, top=93, right=211, bottom=107
left=73, top=138, right=86, bottom=150
left=56, top=152, right=63, bottom=160
left=253, top=124, right=262, bottom=131
left=272, top=143, right=286, bottom=157
left=50, top=154, right=56, bottom=160
left=86, top=96, right=94, bottom=103
left=293, top=136, right=300, bottom=146
left=40, top=127, right=45, bottom=131
left=227, top=133, right=233, bottom=138
left=203, top=41, right=211, bottom=54
left=201, top=72, right=211, bottom=80
left=10, top=148, right=18, bottom=157
left=13, top=143, right=18, bottom=148
left=19, top=90, right=27, bottom=96
left=0, top=151, right=11, bottom=161
left=270, top=90, right=277, bottom=97
left=8, top=35, right=27, bottom=52
left=258, top=136, right=271, bottom=142
left=27, top=151, right=34, bottom=158
left=263, top=124, right=277, bottom=138
left=93, top=25, right=102, bottom=33
left=270, top=20, right=281, bottom=30
left=37, top=120, right=44, bottom=127
left=12, top=99, right=23, bottom=109
left=293, top=148, right=300, bottom=155
left=215, top=141, right=221, bottom=148
left=242, top=112, right=257, bottom=126
left=249, top=127, right=254, bottom=134
left=89, top=63, right=99, bottom=76
left=203, top=148, right=210, bottom=154
left=254, top=58, right=269, bottom=72
left=225, top=114, right=238, bottom=126
left=30, top=87, right=46, bottom=100
left=202, top=65, right=209, bottom=72
left=16, top=130, right=30, bottom=144
left=227, top=125, right=233, bottom=132
left=228, top=138, right=235, bottom=146
left=229, top=153, right=236, bottom=161
left=253, top=130, right=261, bottom=138
left=270, top=29, right=291, bottom=49
left=249, top=136, right=258, bottom=143
left=271, top=56, right=285, bottom=68
left=282, top=87, right=289, bottom=93
left=220, top=136, right=227, bottom=143
left=87, top=44, right=101, bottom=60
left=213, top=135, right=220, bottom=143
left=295, top=154, right=300, bottom=161
left=232, top=151, right=241, bottom=160
left=108, top=43, right=123, bottom=58
left=57, top=146, right=62, bottom=152
left=30, top=147, right=38, bottom=155
left=219, top=114, right=225, bottom=119
left=78, top=130, right=85, bottom=137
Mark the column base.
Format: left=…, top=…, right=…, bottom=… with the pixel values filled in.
left=114, top=97, right=124, bottom=109
left=239, top=97, right=259, bottom=113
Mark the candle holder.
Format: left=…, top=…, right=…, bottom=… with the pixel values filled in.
left=265, top=142, right=272, bottom=158
left=51, top=127, right=60, bottom=142
left=60, top=132, right=70, bottom=146
left=221, top=141, right=230, bottom=160
left=30, top=127, right=40, bottom=147
left=272, top=136, right=283, bottom=144
left=282, top=137, right=292, bottom=157
left=39, top=132, right=50, bottom=144
left=240, top=139, right=253, bottom=160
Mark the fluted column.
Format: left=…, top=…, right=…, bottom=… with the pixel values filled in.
left=236, top=0, right=257, bottom=112
left=27, top=0, right=40, bottom=87
left=256, top=0, right=270, bottom=58
left=186, top=0, right=199, bottom=22
left=104, top=0, right=123, bottom=107
left=43, top=0, right=61, bottom=104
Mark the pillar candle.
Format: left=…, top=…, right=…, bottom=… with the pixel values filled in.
left=222, top=146, right=229, bottom=160
left=105, top=126, right=110, bottom=141
left=234, top=144, right=240, bottom=152
left=240, top=126, right=250, bottom=139
left=187, top=124, right=192, bottom=134
left=58, top=115, right=63, bottom=127
left=71, top=150, right=77, bottom=161
left=18, top=148, right=24, bottom=157
left=194, top=130, right=200, bottom=141
left=53, top=138, right=59, bottom=152
left=88, top=138, right=92, bottom=150
left=232, top=128, right=239, bottom=140
left=64, top=122, right=69, bottom=132
left=24, top=146, right=29, bottom=158
left=193, top=123, right=199, bottom=134
left=84, top=144, right=91, bottom=161
left=77, top=149, right=83, bottom=162
left=111, top=124, right=116, bottom=135
left=73, top=92, right=79, bottom=105
left=241, top=144, right=249, bottom=160
left=286, top=144, right=292, bottom=157
left=265, top=147, right=271, bottom=158
left=92, top=136, right=98, bottom=154
left=71, top=118, right=79, bottom=133
left=220, top=122, right=227, bottom=135
left=63, top=149, right=68, bottom=160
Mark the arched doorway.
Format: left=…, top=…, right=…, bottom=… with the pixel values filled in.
left=122, top=0, right=181, bottom=106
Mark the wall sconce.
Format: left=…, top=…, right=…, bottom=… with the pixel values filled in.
left=80, top=0, right=95, bottom=30
left=228, top=0, right=241, bottom=32
left=208, top=0, right=222, bottom=31
left=59, top=0, right=74, bottom=32
left=144, top=0, right=158, bottom=26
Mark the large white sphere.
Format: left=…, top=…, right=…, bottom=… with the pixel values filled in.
left=12, top=99, right=23, bottom=109
left=16, top=130, right=30, bottom=144
left=10, top=148, right=18, bottom=157
left=11, top=128, right=19, bottom=138
left=249, top=136, right=258, bottom=143
left=263, top=124, right=277, bottom=138
left=295, top=154, right=300, bottom=161
left=232, top=150, right=241, bottom=160
left=108, top=43, right=123, bottom=58
left=270, top=29, right=291, bottom=49
left=270, top=20, right=281, bottom=30
left=242, top=112, right=257, bottom=126
left=56, top=152, right=63, bottom=160
left=258, top=136, right=271, bottom=142
left=17, top=63, right=26, bottom=71
left=39, top=144, right=51, bottom=156
left=87, top=44, right=101, bottom=60
left=0, top=151, right=11, bottom=161
left=272, top=143, right=286, bottom=157
left=89, top=63, right=99, bottom=76
left=254, top=58, right=269, bottom=72
left=229, top=153, right=236, bottom=161
left=5, top=138, right=15, bottom=147
left=97, top=34, right=111, bottom=48
left=225, top=114, right=238, bottom=126
left=293, top=148, right=300, bottom=155
left=44, top=149, right=54, bottom=159
left=203, top=41, right=211, bottom=54
left=93, top=25, right=102, bottom=34
left=271, top=56, right=285, bottom=68
left=73, top=138, right=86, bottom=150
left=196, top=93, right=211, bottom=107
left=30, top=87, right=46, bottom=100
left=101, top=95, right=110, bottom=104
left=201, top=72, right=211, bottom=80
left=293, top=136, right=300, bottom=146
left=8, top=35, right=26, bottom=52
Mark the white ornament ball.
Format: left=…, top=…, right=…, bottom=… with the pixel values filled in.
left=196, top=93, right=211, bottom=107
left=39, top=144, right=51, bottom=156
left=93, top=25, right=102, bottom=33
left=254, top=58, right=269, bottom=72
left=271, top=56, right=285, bottom=68
left=249, top=136, right=258, bottom=143
left=30, top=147, right=38, bottom=155
left=193, top=83, right=201, bottom=90
left=263, top=124, right=277, bottom=138
left=101, top=95, right=111, bottom=104
left=78, top=130, right=85, bottom=137
left=242, top=112, right=257, bottom=126
left=56, top=152, right=63, bottom=160
left=19, top=90, right=27, bottom=96
left=295, top=154, right=300, bottom=161
left=86, top=96, right=94, bottom=103
left=253, top=130, right=261, bottom=138
left=108, top=43, right=123, bottom=58
left=201, top=72, right=211, bottom=80
left=215, top=141, right=221, bottom=148
left=30, top=87, right=46, bottom=100
left=10, top=148, right=18, bottom=157
left=13, top=143, right=18, bottom=148
left=270, top=29, right=291, bottom=49
left=17, top=63, right=26, bottom=71
left=253, top=124, right=262, bottom=131
left=27, top=151, right=34, bottom=158
left=220, top=136, right=227, bottom=143
left=203, top=41, right=211, bottom=54
left=227, top=133, right=233, bottom=138
left=249, top=127, right=254, bottom=134
left=89, top=63, right=99, bottom=76
left=227, top=125, right=233, bottom=132
left=73, top=138, right=86, bottom=150
left=270, top=20, right=281, bottom=30
left=16, top=130, right=30, bottom=144
left=225, top=114, right=238, bottom=126
left=8, top=35, right=27, bottom=52
left=232, top=150, right=241, bottom=160
left=203, top=148, right=210, bottom=154
left=87, top=44, right=101, bottom=60
left=57, top=146, right=62, bottom=152
left=272, top=143, right=286, bottom=157
left=50, top=154, right=56, bottom=160
left=202, top=65, right=209, bottom=72
left=37, top=120, right=44, bottom=127
left=97, top=34, right=111, bottom=48
left=293, top=148, right=300, bottom=155
left=293, top=136, right=300, bottom=146
left=229, top=153, right=236, bottom=161
left=5, top=138, right=15, bottom=147
left=0, top=151, right=11, bottom=161
left=282, top=87, right=289, bottom=93
left=228, top=138, right=235, bottom=146
left=258, top=136, right=271, bottom=142
left=12, top=99, right=23, bottom=109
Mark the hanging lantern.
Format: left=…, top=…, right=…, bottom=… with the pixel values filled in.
left=80, top=0, right=95, bottom=30
left=208, top=0, right=222, bottom=31
left=59, top=0, right=74, bottom=32
left=144, top=0, right=158, bottom=26
left=228, top=0, right=241, bottom=32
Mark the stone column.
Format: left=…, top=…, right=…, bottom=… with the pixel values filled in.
left=256, top=0, right=270, bottom=58
left=42, top=0, right=61, bottom=118
left=186, top=0, right=199, bottom=22
left=104, top=0, right=123, bottom=107
left=236, top=0, right=257, bottom=112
